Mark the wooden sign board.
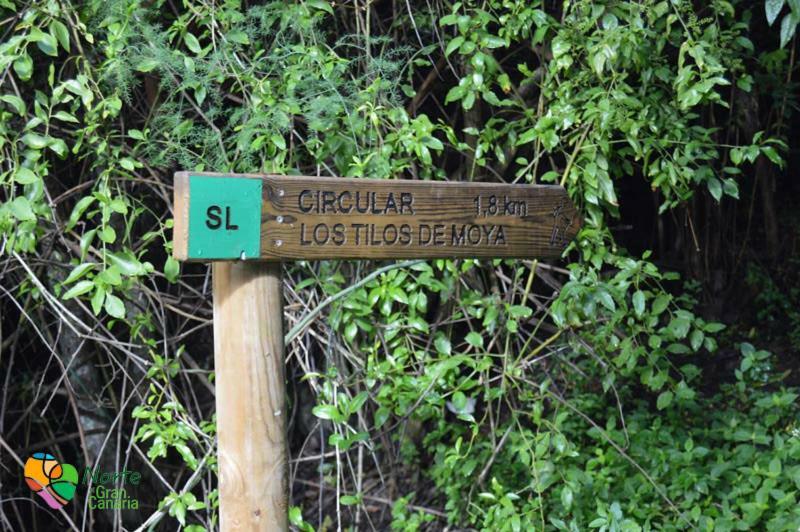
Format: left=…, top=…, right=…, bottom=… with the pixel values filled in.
left=173, top=172, right=580, bottom=261
left=171, top=171, right=581, bottom=531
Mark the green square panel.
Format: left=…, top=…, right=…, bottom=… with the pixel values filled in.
left=188, top=175, right=262, bottom=259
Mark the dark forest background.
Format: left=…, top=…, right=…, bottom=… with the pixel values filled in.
left=1, top=0, right=800, bottom=530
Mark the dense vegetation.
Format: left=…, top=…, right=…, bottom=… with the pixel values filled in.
left=1, top=0, right=799, bottom=530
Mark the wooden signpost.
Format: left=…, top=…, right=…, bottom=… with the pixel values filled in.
left=172, top=172, right=579, bottom=530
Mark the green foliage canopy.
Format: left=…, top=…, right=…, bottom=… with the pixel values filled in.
left=0, top=0, right=798, bottom=530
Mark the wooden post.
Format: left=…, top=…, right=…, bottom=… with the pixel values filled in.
left=212, top=261, right=287, bottom=531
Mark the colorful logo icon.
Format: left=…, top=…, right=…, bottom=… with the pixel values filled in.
left=24, top=452, right=79, bottom=509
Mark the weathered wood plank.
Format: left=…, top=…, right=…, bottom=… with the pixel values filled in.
left=173, top=172, right=580, bottom=261
left=213, top=262, right=287, bottom=531
left=172, top=171, right=190, bottom=260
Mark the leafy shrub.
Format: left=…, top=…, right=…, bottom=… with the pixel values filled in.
left=1, top=0, right=798, bottom=530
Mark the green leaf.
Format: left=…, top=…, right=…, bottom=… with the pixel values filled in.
left=80, top=229, right=96, bottom=261
left=10, top=197, right=35, bottom=220
left=407, top=315, right=429, bottom=332
left=551, top=38, right=571, bottom=59
left=481, top=35, right=506, bottom=48
left=657, top=391, right=673, bottom=410
left=109, top=199, right=128, bottom=215
left=450, top=391, right=466, bottom=412
left=175, top=443, right=198, bottom=469
left=652, top=294, right=670, bottom=315
left=185, top=497, right=205, bottom=511
left=0, top=94, right=25, bottom=115
left=66, top=196, right=95, bottom=230
left=344, top=321, right=358, bottom=342
left=340, top=495, right=360, bottom=505
left=445, top=84, right=466, bottom=104
left=508, top=305, right=532, bottom=319
left=90, top=286, right=105, bottom=315
left=676, top=380, right=696, bottom=400
left=63, top=79, right=93, bottom=106
left=312, top=404, right=342, bottom=422
left=184, top=33, right=202, bottom=54
left=164, top=256, right=179, bottom=283
left=632, top=290, right=645, bottom=317
left=62, top=280, right=94, bottom=300
left=271, top=134, right=286, bottom=150
left=598, top=174, right=617, bottom=205
left=706, top=176, right=722, bottom=201
left=389, top=287, right=409, bottom=304
left=348, top=391, right=369, bottom=414
left=722, top=179, right=739, bottom=199
left=597, top=290, right=616, bottom=312
left=592, top=52, right=606, bottom=76
left=374, top=407, right=390, bottom=428
left=761, top=145, right=783, bottom=166
left=561, top=486, right=573, bottom=510
left=690, top=329, right=704, bottom=351
left=730, top=147, right=743, bottom=165
left=462, top=91, right=475, bottom=110
left=107, top=250, right=146, bottom=276
left=289, top=507, right=304, bottom=526
left=104, top=293, right=126, bottom=319
left=667, top=342, right=690, bottom=354
left=50, top=20, right=71, bottom=52
left=766, top=0, right=786, bottom=25
left=136, top=58, right=160, bottom=72
left=668, top=317, right=691, bottom=339
left=445, top=36, right=464, bottom=57
left=64, top=262, right=94, bottom=284
left=780, top=12, right=798, bottom=48
left=769, top=457, right=782, bottom=475
left=465, top=331, right=483, bottom=348
left=31, top=28, right=58, bottom=56
left=307, top=0, right=334, bottom=14
left=48, top=138, right=68, bottom=157
left=434, top=334, right=452, bottom=356
left=228, top=30, right=250, bottom=45
left=516, top=128, right=538, bottom=145
left=553, top=132, right=575, bottom=161
left=171, top=500, right=187, bottom=525
left=53, top=110, right=79, bottom=123
left=99, top=225, right=116, bottom=243
left=13, top=54, right=33, bottom=80
left=602, top=12, right=619, bottom=29
left=98, top=265, right=122, bottom=286
left=14, top=167, right=37, bottom=184
left=21, top=133, right=49, bottom=149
